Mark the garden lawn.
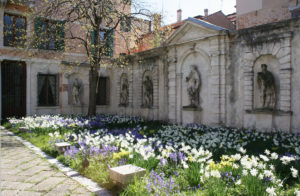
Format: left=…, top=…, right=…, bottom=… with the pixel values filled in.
left=5, top=115, right=300, bottom=196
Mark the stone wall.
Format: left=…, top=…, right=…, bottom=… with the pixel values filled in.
left=2, top=6, right=300, bottom=133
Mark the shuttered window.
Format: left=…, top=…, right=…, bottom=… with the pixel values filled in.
left=91, top=29, right=114, bottom=57
left=120, top=19, right=131, bottom=32
left=34, top=17, right=65, bottom=51
left=4, top=13, right=26, bottom=47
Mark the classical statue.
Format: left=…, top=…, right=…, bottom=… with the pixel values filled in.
left=72, top=78, right=82, bottom=105
left=120, top=77, right=129, bottom=106
left=257, top=64, right=276, bottom=109
left=185, top=65, right=201, bottom=107
left=143, top=75, right=153, bottom=107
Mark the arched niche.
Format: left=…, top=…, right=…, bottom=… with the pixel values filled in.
left=119, top=73, right=129, bottom=107
left=141, top=70, right=153, bottom=108
left=253, top=55, right=280, bottom=110
left=179, top=50, right=211, bottom=124
left=66, top=73, right=84, bottom=105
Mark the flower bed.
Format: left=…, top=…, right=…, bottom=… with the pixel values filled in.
left=6, top=115, right=300, bottom=195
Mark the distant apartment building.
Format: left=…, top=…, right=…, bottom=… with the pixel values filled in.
left=237, top=0, right=300, bottom=29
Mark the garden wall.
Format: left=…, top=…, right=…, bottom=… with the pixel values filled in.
left=3, top=16, right=300, bottom=133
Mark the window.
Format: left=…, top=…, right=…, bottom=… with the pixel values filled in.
left=38, top=74, right=59, bottom=106
left=291, top=10, right=300, bottom=18
left=96, top=77, right=110, bottom=105
left=120, top=18, right=131, bottom=32
left=34, top=18, right=65, bottom=51
left=4, top=13, right=26, bottom=47
left=91, top=29, right=114, bottom=57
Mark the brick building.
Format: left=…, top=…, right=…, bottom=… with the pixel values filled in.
left=237, top=0, right=300, bottom=29
left=0, top=0, right=149, bottom=120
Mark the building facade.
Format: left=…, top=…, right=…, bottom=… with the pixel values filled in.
left=2, top=1, right=300, bottom=133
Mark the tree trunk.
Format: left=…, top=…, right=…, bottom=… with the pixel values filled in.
left=88, top=67, right=98, bottom=116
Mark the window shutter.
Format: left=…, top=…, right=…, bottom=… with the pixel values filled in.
left=106, top=30, right=114, bottom=57
left=56, top=74, right=60, bottom=106
left=91, top=30, right=95, bottom=54
left=106, top=77, right=110, bottom=105
left=56, top=21, right=65, bottom=51
left=34, top=17, right=42, bottom=49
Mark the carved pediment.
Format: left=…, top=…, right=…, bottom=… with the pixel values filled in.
left=167, top=17, right=226, bottom=45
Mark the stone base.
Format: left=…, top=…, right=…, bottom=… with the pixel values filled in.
left=182, top=105, right=202, bottom=111
left=55, top=142, right=71, bottom=154
left=109, top=164, right=146, bottom=187
left=119, top=103, right=129, bottom=107
left=19, top=127, right=29, bottom=132
left=182, top=109, right=202, bottom=124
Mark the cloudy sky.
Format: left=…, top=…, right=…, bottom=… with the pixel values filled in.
left=144, top=0, right=236, bottom=24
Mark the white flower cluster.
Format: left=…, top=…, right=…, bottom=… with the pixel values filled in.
left=9, top=115, right=87, bottom=130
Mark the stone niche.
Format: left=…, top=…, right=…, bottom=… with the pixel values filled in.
left=243, top=44, right=293, bottom=131
left=141, top=70, right=154, bottom=108
left=66, top=73, right=84, bottom=113
left=180, top=50, right=211, bottom=124
left=253, top=55, right=280, bottom=110
left=119, top=73, right=129, bottom=107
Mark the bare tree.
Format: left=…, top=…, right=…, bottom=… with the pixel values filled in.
left=28, top=0, right=151, bottom=116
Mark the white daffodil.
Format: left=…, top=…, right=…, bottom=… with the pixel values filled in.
left=266, top=187, right=276, bottom=196
left=291, top=167, right=298, bottom=178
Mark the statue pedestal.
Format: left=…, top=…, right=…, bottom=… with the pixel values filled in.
left=245, top=108, right=293, bottom=132
left=71, top=105, right=83, bottom=114
left=182, top=106, right=202, bottom=124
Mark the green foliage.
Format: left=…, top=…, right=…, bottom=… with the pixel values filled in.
left=129, top=153, right=159, bottom=171
left=184, top=162, right=201, bottom=187
left=121, top=176, right=148, bottom=196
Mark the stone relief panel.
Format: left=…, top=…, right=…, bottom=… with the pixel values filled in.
left=119, top=73, right=129, bottom=107
left=253, top=55, right=280, bottom=111
left=142, top=71, right=153, bottom=108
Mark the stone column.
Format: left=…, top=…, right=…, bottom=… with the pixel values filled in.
left=176, top=73, right=182, bottom=123
left=0, top=60, right=2, bottom=121
left=210, top=51, right=221, bottom=124
left=167, top=57, right=177, bottom=122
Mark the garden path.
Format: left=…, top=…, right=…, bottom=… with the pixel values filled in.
left=0, top=130, right=93, bottom=196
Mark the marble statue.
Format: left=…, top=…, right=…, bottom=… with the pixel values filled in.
left=72, top=78, right=82, bottom=105
left=143, top=75, right=153, bottom=107
left=120, top=77, right=129, bottom=106
left=185, top=65, right=201, bottom=107
left=257, top=64, right=276, bottom=109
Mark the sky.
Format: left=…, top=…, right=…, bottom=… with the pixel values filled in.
left=144, top=0, right=236, bottom=24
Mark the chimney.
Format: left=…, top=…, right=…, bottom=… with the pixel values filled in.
left=177, top=9, right=182, bottom=22
left=153, top=14, right=162, bottom=32
left=204, top=8, right=208, bottom=17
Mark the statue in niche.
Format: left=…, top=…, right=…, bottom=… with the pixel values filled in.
left=257, top=64, right=276, bottom=109
left=72, top=78, right=82, bottom=105
left=185, top=65, right=201, bottom=108
left=120, top=77, right=129, bottom=106
left=142, top=75, right=153, bottom=107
